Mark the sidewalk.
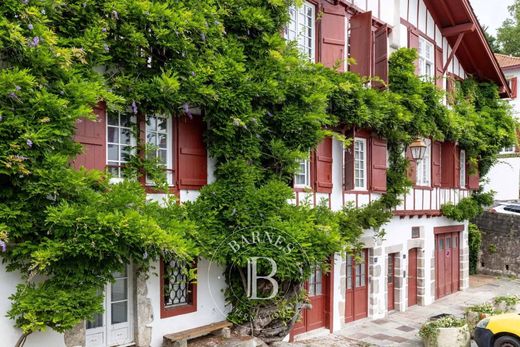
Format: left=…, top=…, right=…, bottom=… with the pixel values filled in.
left=298, top=275, right=520, bottom=346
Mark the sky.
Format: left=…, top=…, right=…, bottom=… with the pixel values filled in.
left=469, top=0, right=514, bottom=36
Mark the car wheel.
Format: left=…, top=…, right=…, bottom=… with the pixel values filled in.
left=494, top=335, right=520, bottom=347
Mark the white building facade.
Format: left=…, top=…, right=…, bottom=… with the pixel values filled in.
left=484, top=54, right=520, bottom=202
left=0, top=1, right=510, bottom=346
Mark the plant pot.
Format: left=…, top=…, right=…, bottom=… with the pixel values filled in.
left=494, top=302, right=520, bottom=313
left=422, top=325, right=470, bottom=347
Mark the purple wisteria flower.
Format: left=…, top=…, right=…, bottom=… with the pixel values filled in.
left=200, top=33, right=206, bottom=42
left=183, top=103, right=192, bottom=119
left=8, top=92, right=19, bottom=100
left=190, top=71, right=196, bottom=77
left=0, top=240, right=6, bottom=253
left=26, top=139, right=33, bottom=148
left=112, top=10, right=119, bottom=20
left=28, top=23, right=33, bottom=30
left=0, top=115, right=3, bottom=122
left=29, top=36, right=40, bottom=47
left=103, top=44, right=110, bottom=52
left=22, top=0, right=29, bottom=5
left=131, top=100, right=138, bottom=114
left=15, top=85, right=21, bottom=91
left=102, top=27, right=107, bottom=32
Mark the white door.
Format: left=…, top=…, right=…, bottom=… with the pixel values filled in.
left=86, top=267, right=134, bottom=347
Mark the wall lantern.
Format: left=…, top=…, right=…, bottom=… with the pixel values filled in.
left=409, top=138, right=427, bottom=161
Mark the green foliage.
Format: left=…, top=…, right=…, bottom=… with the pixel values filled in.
left=497, top=1, right=520, bottom=55
left=494, top=295, right=520, bottom=310
left=0, top=0, right=516, bottom=341
left=468, top=223, right=482, bottom=275
left=441, top=191, right=494, bottom=222
left=466, top=302, right=496, bottom=315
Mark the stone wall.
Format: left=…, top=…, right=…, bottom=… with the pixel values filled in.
left=474, top=211, right=520, bottom=277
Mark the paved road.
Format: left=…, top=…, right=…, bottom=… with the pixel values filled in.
left=296, top=275, right=520, bottom=347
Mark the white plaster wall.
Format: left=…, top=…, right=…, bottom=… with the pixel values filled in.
left=147, top=258, right=227, bottom=347
left=484, top=157, right=520, bottom=201
left=503, top=69, right=520, bottom=119
left=0, top=263, right=66, bottom=347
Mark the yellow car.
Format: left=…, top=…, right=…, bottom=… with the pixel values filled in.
left=475, top=313, right=520, bottom=347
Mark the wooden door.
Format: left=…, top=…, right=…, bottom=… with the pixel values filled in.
left=408, top=248, right=418, bottom=307
left=292, top=266, right=329, bottom=336
left=435, top=232, right=460, bottom=299
left=387, top=253, right=396, bottom=311
left=346, top=250, right=368, bottom=322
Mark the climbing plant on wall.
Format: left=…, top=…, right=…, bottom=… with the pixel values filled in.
left=0, top=0, right=516, bottom=345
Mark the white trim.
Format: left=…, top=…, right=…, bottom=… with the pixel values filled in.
left=294, top=157, right=311, bottom=188
left=501, top=146, right=515, bottom=154
left=354, top=138, right=367, bottom=190
left=106, top=113, right=137, bottom=178
left=418, top=37, right=434, bottom=81
left=145, top=115, right=173, bottom=186
left=459, top=149, right=466, bottom=188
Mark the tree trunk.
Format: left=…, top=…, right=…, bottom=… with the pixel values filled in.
left=14, top=332, right=30, bottom=347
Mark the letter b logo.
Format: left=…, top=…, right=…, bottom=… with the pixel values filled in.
left=246, top=257, right=279, bottom=300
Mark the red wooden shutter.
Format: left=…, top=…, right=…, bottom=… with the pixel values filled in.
left=349, top=11, right=373, bottom=77
left=344, top=129, right=355, bottom=191
left=440, top=142, right=459, bottom=188
left=370, top=137, right=387, bottom=192
left=72, top=103, right=106, bottom=171
left=315, top=137, right=333, bottom=193
left=511, top=77, right=518, bottom=99
left=320, top=4, right=346, bottom=70
left=467, top=164, right=480, bottom=190
left=408, top=28, right=420, bottom=74
left=435, top=47, right=444, bottom=89
left=406, top=147, right=417, bottom=186
left=176, top=115, right=207, bottom=190
left=432, top=141, right=442, bottom=187
left=374, top=24, right=389, bottom=86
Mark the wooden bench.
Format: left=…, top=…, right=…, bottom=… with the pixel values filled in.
left=163, top=321, right=232, bottom=347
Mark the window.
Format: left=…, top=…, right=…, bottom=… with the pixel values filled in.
left=501, top=146, right=515, bottom=154
left=161, top=259, right=197, bottom=318
left=294, top=157, right=311, bottom=188
left=308, top=266, right=323, bottom=297
left=146, top=115, right=173, bottom=185
left=416, top=138, right=432, bottom=186
left=418, top=38, right=434, bottom=80
left=354, top=138, right=367, bottom=190
left=107, top=113, right=137, bottom=178
left=285, top=1, right=315, bottom=62
left=460, top=149, right=466, bottom=188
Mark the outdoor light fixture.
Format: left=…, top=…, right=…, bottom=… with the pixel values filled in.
left=409, top=138, right=427, bottom=161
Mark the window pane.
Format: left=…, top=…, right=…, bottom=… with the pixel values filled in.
left=147, top=132, right=157, bottom=146
left=120, top=114, right=134, bottom=128
left=108, top=127, right=118, bottom=143
left=111, top=301, right=128, bottom=324
left=108, top=144, right=118, bottom=161
left=87, top=313, right=103, bottom=329
left=120, top=129, right=132, bottom=145
left=158, top=133, right=168, bottom=148
left=111, top=278, right=127, bottom=302
left=164, top=260, right=192, bottom=307
left=108, top=113, right=119, bottom=126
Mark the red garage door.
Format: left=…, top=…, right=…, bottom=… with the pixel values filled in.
left=435, top=226, right=463, bottom=299
left=346, top=249, right=368, bottom=322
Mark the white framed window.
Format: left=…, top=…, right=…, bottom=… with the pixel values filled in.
left=285, top=1, right=316, bottom=62
left=418, top=38, right=434, bottom=80
left=354, top=138, right=367, bottom=190
left=146, top=115, right=173, bottom=186
left=501, top=146, right=515, bottom=154
left=460, top=149, right=466, bottom=188
left=294, top=157, right=311, bottom=188
left=416, top=138, right=432, bottom=186
left=107, top=113, right=137, bottom=178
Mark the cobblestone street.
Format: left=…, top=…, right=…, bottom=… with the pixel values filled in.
left=294, top=275, right=520, bottom=346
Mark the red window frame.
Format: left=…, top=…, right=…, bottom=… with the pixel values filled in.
left=160, top=259, right=198, bottom=318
